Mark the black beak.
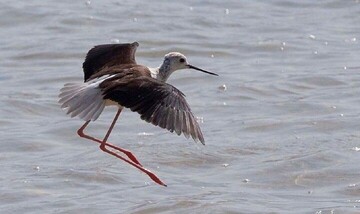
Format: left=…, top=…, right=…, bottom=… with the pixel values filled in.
left=188, top=64, right=218, bottom=76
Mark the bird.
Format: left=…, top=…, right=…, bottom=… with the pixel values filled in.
left=58, top=42, right=218, bottom=186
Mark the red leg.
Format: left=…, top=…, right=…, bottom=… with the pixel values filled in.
left=77, top=111, right=142, bottom=166
left=99, top=142, right=167, bottom=186
left=100, top=107, right=122, bottom=148
left=77, top=108, right=167, bottom=187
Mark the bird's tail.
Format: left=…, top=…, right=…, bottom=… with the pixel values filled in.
left=58, top=80, right=106, bottom=121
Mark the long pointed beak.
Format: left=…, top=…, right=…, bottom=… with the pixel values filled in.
left=188, top=64, right=218, bottom=76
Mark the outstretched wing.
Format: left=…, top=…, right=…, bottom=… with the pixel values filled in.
left=82, top=42, right=139, bottom=82
left=100, top=73, right=205, bottom=144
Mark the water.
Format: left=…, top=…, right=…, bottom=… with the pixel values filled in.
left=1, top=0, right=360, bottom=213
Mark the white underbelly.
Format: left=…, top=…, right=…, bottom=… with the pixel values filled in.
left=105, top=99, right=123, bottom=108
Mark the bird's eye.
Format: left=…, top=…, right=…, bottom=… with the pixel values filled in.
left=179, top=58, right=185, bottom=63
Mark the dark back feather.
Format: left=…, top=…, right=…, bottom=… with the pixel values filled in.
left=82, top=42, right=139, bottom=82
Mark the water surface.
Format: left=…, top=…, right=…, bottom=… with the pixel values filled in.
left=1, top=0, right=360, bottom=213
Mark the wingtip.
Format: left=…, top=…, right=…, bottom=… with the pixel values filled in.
left=194, top=136, right=205, bottom=145
left=199, top=139, right=205, bottom=145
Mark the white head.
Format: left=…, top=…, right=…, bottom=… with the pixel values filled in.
left=157, top=52, right=218, bottom=82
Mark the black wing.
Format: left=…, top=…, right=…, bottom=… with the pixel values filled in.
left=100, top=74, right=205, bottom=144
left=82, top=42, right=139, bottom=82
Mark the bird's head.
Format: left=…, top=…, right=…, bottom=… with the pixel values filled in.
left=159, top=52, right=218, bottom=81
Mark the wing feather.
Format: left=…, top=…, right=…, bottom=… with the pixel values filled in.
left=83, top=42, right=139, bottom=81
left=174, top=109, right=182, bottom=136
left=100, top=74, right=205, bottom=144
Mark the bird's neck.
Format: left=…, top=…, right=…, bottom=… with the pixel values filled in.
left=150, top=63, right=174, bottom=82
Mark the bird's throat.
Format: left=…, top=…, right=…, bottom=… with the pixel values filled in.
left=155, top=64, right=172, bottom=82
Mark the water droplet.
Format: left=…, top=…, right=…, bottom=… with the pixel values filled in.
left=313, top=51, right=318, bottom=55
left=351, top=37, right=357, bottom=42
left=225, top=9, right=230, bottom=15
left=343, top=66, right=347, bottom=70
left=133, top=17, right=138, bottom=22
left=218, top=84, right=227, bottom=91
left=111, top=39, right=120, bottom=44
left=352, top=147, right=360, bottom=151
left=222, top=163, right=229, bottom=167
left=85, top=0, right=91, bottom=6
left=34, top=166, right=40, bottom=171
left=137, top=132, right=154, bottom=136
left=308, top=34, right=316, bottom=40
left=340, top=113, right=344, bottom=117
left=211, top=54, right=214, bottom=58
left=331, top=106, right=337, bottom=109
left=324, top=41, right=328, bottom=45
left=242, top=179, right=250, bottom=183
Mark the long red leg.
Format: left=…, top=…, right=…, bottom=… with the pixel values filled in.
left=77, top=108, right=167, bottom=186
left=100, top=142, right=167, bottom=187
left=77, top=110, right=142, bottom=166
